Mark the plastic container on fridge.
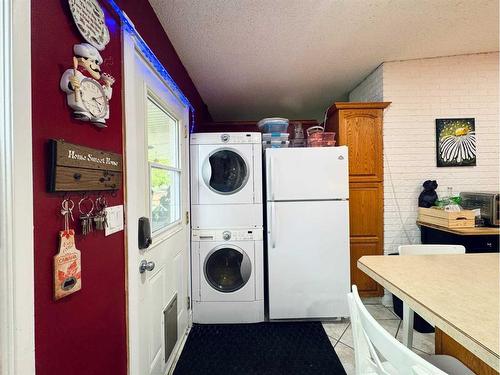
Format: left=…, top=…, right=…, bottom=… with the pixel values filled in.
left=291, top=139, right=306, bottom=148
left=307, top=132, right=336, bottom=147
left=262, top=140, right=290, bottom=150
left=307, top=131, right=336, bottom=141
left=262, top=133, right=290, bottom=142
left=257, top=118, right=289, bottom=133
left=307, top=139, right=336, bottom=147
left=306, top=125, right=325, bottom=137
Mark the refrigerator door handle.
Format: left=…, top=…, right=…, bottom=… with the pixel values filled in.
left=270, top=201, right=277, bottom=248
left=268, top=155, right=275, bottom=201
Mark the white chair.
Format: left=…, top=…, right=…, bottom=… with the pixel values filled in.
left=348, top=285, right=474, bottom=375
left=397, top=245, right=465, bottom=348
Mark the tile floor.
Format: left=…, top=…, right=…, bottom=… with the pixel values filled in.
left=322, top=298, right=436, bottom=374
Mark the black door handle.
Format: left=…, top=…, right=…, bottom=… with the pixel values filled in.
left=138, top=217, right=152, bottom=249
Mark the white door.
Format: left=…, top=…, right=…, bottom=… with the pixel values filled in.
left=124, top=34, right=190, bottom=375
left=265, top=146, right=349, bottom=201
left=267, top=200, right=350, bottom=319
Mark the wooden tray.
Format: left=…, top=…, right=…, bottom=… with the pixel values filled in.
left=418, top=207, right=475, bottom=228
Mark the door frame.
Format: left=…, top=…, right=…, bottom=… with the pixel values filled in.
left=0, top=0, right=35, bottom=374
left=122, top=29, right=192, bottom=375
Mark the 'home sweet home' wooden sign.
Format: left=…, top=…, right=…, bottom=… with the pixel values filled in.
left=48, top=139, right=122, bottom=192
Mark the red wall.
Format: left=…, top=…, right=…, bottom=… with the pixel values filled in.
left=31, top=2, right=209, bottom=374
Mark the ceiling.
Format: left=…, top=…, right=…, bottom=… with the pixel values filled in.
left=148, top=0, right=498, bottom=121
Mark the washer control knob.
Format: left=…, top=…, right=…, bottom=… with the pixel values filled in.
left=221, top=134, right=230, bottom=142
left=222, top=231, right=231, bottom=241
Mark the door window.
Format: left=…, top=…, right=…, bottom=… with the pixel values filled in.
left=204, top=247, right=251, bottom=293
left=203, top=149, right=248, bottom=194
left=147, top=95, right=181, bottom=234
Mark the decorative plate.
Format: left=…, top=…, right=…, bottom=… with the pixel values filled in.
left=68, top=0, right=110, bottom=51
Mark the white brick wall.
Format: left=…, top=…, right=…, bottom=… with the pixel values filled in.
left=349, top=52, right=500, bottom=256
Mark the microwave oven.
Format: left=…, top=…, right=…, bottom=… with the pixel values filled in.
left=460, top=192, right=499, bottom=227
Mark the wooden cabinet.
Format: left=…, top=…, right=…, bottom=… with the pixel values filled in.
left=337, top=110, right=383, bottom=182
left=327, top=102, right=390, bottom=296
left=349, top=182, right=383, bottom=296
left=349, top=183, right=383, bottom=238
left=349, top=239, right=380, bottom=295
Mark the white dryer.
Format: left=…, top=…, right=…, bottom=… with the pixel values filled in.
left=191, top=228, right=264, bottom=323
left=190, top=132, right=263, bottom=229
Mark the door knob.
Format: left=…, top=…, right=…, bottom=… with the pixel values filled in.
left=139, top=260, right=155, bottom=273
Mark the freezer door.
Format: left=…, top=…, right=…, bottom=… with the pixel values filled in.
left=267, top=200, right=350, bottom=319
left=266, top=146, right=349, bottom=201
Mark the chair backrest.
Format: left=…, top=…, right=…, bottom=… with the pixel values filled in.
left=348, top=285, right=447, bottom=375
left=398, top=244, right=465, bottom=256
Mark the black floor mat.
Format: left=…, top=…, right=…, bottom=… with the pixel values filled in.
left=173, top=321, right=346, bottom=375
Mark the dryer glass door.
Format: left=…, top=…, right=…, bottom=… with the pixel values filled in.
left=203, top=149, right=249, bottom=195
left=204, top=246, right=252, bottom=293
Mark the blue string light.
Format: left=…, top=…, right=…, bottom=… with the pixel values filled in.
left=106, top=0, right=195, bottom=132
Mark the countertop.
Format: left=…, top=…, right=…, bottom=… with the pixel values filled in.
left=417, top=221, right=500, bottom=236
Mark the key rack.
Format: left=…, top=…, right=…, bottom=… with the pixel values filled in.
left=48, top=139, right=122, bottom=192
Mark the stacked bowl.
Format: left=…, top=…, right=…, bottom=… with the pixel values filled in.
left=258, top=118, right=290, bottom=150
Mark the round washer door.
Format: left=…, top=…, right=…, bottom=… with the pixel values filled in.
left=202, top=148, right=249, bottom=195
left=204, top=245, right=252, bottom=293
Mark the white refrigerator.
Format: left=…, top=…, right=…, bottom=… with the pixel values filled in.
left=265, top=146, right=350, bottom=319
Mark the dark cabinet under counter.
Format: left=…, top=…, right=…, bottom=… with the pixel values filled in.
left=417, top=221, right=499, bottom=253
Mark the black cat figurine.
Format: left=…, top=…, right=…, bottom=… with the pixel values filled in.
left=418, top=180, right=438, bottom=208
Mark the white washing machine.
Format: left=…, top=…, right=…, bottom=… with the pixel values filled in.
left=191, top=228, right=264, bottom=323
left=190, top=132, right=263, bottom=229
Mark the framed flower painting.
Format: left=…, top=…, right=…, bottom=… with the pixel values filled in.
left=436, top=118, right=476, bottom=167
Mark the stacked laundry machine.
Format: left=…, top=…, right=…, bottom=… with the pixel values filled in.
left=190, top=132, right=264, bottom=323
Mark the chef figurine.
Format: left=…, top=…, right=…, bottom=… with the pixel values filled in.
left=60, top=43, right=115, bottom=128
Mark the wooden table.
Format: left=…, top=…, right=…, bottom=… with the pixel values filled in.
left=358, top=253, right=500, bottom=373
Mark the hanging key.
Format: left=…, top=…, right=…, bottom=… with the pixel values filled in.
left=94, top=196, right=108, bottom=231
left=78, top=196, right=94, bottom=236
